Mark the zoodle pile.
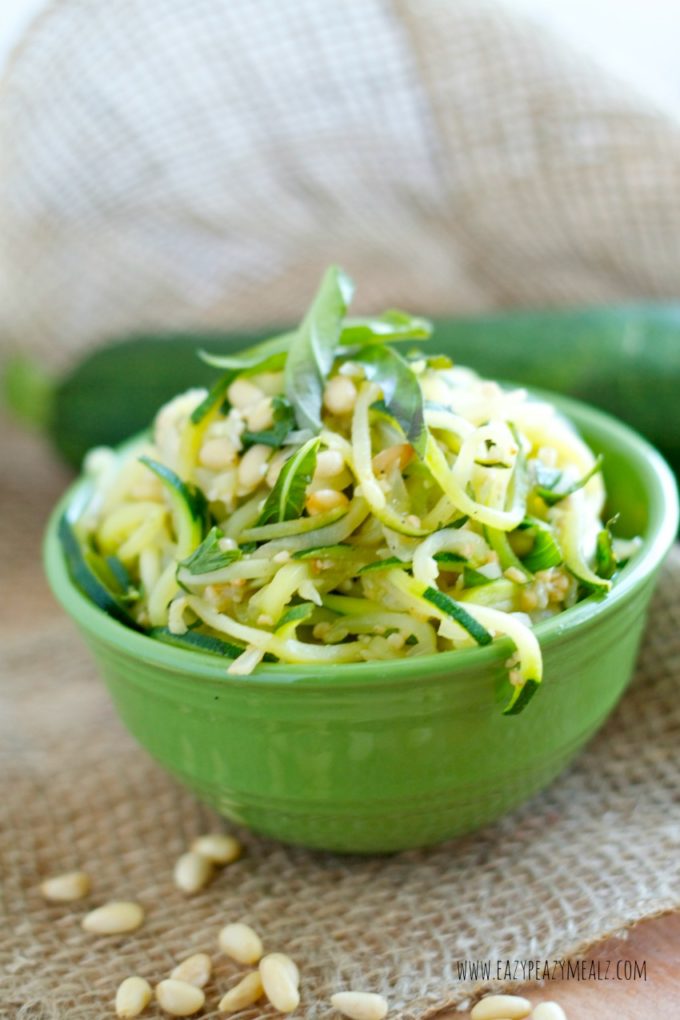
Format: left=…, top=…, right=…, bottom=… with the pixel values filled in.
left=62, top=267, right=634, bottom=714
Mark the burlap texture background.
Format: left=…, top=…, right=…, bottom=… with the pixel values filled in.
left=2, top=416, right=680, bottom=1020
left=2, top=0, right=680, bottom=371
left=2, top=0, right=680, bottom=1015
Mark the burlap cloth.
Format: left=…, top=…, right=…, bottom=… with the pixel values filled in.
left=2, top=0, right=680, bottom=372
left=2, top=0, right=680, bottom=1015
left=2, top=416, right=680, bottom=1020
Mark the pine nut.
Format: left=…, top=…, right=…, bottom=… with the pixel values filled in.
left=199, top=438, right=237, bottom=470
left=155, top=979, right=205, bottom=1016
left=218, top=922, right=263, bottom=965
left=314, top=449, right=345, bottom=479
left=218, top=971, right=265, bottom=1013
left=244, top=397, right=275, bottom=432
left=115, top=976, right=153, bottom=1018
left=170, top=953, right=212, bottom=988
left=259, top=953, right=300, bottom=1013
left=531, top=1005, right=567, bottom=1020
left=471, top=995, right=532, bottom=1020
left=331, top=991, right=388, bottom=1020
left=266, top=448, right=292, bottom=487
left=306, top=488, right=350, bottom=516
left=227, top=378, right=263, bottom=409
left=237, top=444, right=271, bottom=493
left=371, top=443, right=414, bottom=474
left=82, top=901, right=144, bottom=935
left=40, top=870, right=91, bottom=902
left=190, top=834, right=242, bottom=866
left=174, top=851, right=214, bottom=895
left=324, top=375, right=357, bottom=415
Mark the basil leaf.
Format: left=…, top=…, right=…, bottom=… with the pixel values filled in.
left=354, top=345, right=427, bottom=458
left=257, top=436, right=320, bottom=525
left=199, top=332, right=292, bottom=372
left=242, top=395, right=295, bottom=449
left=275, top=602, right=315, bottom=632
left=284, top=266, right=354, bottom=432
left=178, top=526, right=242, bottom=575
left=339, top=310, right=431, bottom=345
left=463, top=566, right=493, bottom=588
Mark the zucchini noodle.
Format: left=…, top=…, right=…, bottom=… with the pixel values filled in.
left=65, top=270, right=633, bottom=715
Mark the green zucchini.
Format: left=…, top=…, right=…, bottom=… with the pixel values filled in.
left=484, top=526, right=532, bottom=581
left=139, top=456, right=208, bottom=558
left=421, top=586, right=492, bottom=646
left=59, top=515, right=143, bottom=629
left=7, top=305, right=679, bottom=489
left=149, top=626, right=243, bottom=658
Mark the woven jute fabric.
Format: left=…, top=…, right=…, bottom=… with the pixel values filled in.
left=2, top=421, right=680, bottom=1020
left=2, top=0, right=680, bottom=371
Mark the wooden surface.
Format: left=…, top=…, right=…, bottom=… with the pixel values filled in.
left=439, top=911, right=680, bottom=1018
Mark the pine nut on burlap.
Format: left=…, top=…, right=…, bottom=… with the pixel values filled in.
left=1, top=420, right=680, bottom=1020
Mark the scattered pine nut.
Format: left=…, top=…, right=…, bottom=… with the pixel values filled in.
left=82, top=901, right=144, bottom=935
left=170, top=953, right=212, bottom=989
left=218, top=922, right=264, bottom=965
left=324, top=375, right=357, bottom=416
left=314, top=449, right=345, bottom=479
left=244, top=397, right=275, bottom=432
left=155, top=979, right=205, bottom=1016
left=227, top=378, right=263, bottom=409
left=331, top=990, right=389, bottom=1020
left=259, top=953, right=300, bottom=1013
left=190, top=834, right=242, bottom=866
left=306, top=488, right=350, bottom=516
left=173, top=851, right=214, bottom=895
left=40, top=870, right=91, bottom=903
left=199, top=438, right=237, bottom=471
left=531, top=1004, right=567, bottom=1020
left=218, top=971, right=265, bottom=1013
left=371, top=443, right=414, bottom=475
left=471, top=995, right=532, bottom=1020
left=237, top=444, right=271, bottom=493
left=115, top=976, right=152, bottom=1018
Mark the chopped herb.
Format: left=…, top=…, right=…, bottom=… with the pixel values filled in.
left=357, top=345, right=427, bottom=458
left=242, top=395, right=296, bottom=448
left=178, top=526, right=242, bottom=575
left=284, top=266, right=354, bottom=432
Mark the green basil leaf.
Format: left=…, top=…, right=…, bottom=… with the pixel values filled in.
left=463, top=566, right=493, bottom=588
left=242, top=395, right=296, bottom=449
left=339, top=310, right=431, bottom=345
left=178, top=526, right=242, bottom=575
left=354, top=345, right=426, bottom=458
left=284, top=266, right=354, bottom=432
left=257, top=436, right=320, bottom=525
left=275, top=602, right=316, bottom=632
left=199, top=332, right=292, bottom=372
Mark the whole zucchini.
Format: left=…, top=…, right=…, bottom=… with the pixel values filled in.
left=4, top=305, right=680, bottom=485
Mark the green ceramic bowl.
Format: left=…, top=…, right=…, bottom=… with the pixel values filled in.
left=44, top=391, right=678, bottom=853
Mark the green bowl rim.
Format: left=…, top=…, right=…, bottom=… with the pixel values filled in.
left=44, top=386, right=679, bottom=690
